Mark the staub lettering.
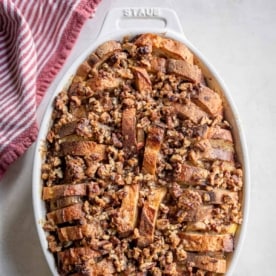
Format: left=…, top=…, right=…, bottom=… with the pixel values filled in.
left=123, top=8, right=159, bottom=17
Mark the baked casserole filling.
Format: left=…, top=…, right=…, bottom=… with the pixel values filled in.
left=41, top=34, right=243, bottom=276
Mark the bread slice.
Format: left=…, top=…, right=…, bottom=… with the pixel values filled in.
left=195, top=139, right=234, bottom=162
left=57, top=121, right=77, bottom=138
left=49, top=196, right=82, bottom=211
left=167, top=59, right=203, bottom=83
left=138, top=186, right=167, bottom=247
left=115, top=184, right=140, bottom=236
left=131, top=66, right=152, bottom=93
left=57, top=222, right=103, bottom=242
left=180, top=232, right=234, bottom=252
left=122, top=108, right=137, bottom=152
left=174, top=163, right=209, bottom=185
left=57, top=247, right=100, bottom=274
left=186, top=253, right=226, bottom=273
left=73, top=259, right=115, bottom=276
left=199, top=189, right=238, bottom=205
left=75, top=61, right=91, bottom=80
left=183, top=205, right=213, bottom=222
left=206, top=126, right=233, bottom=142
left=86, top=73, right=121, bottom=91
left=58, top=118, right=92, bottom=139
left=46, top=203, right=84, bottom=224
left=59, top=134, right=85, bottom=144
left=142, top=126, right=164, bottom=175
left=60, top=141, right=106, bottom=159
left=134, top=33, right=194, bottom=64
left=148, top=56, right=166, bottom=73
left=95, top=40, right=122, bottom=60
left=70, top=105, right=87, bottom=119
left=192, top=85, right=222, bottom=116
left=136, top=128, right=145, bottom=150
left=185, top=221, right=238, bottom=233
left=88, top=40, right=121, bottom=73
left=173, top=101, right=208, bottom=124
left=42, top=183, right=90, bottom=200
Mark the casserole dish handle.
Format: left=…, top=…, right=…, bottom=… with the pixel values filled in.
left=98, top=7, right=185, bottom=38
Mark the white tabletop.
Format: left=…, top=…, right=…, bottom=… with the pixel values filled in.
left=1, top=0, right=275, bottom=275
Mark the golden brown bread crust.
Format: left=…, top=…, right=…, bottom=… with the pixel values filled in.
left=138, top=186, right=167, bottom=247
left=57, top=247, right=100, bottom=274
left=207, top=126, right=233, bottom=142
left=180, top=232, right=234, bottom=252
left=42, top=33, right=243, bottom=275
left=95, top=40, right=121, bottom=60
left=136, top=128, right=145, bottom=150
left=184, top=205, right=213, bottom=222
left=75, top=61, right=91, bottom=80
left=148, top=56, right=166, bottom=73
left=191, top=85, right=223, bottom=116
left=57, top=118, right=93, bottom=139
left=57, top=121, right=77, bottom=138
left=70, top=105, right=87, bottom=119
left=91, top=259, right=116, bottom=276
left=122, top=108, right=137, bottom=152
left=57, top=222, right=103, bottom=242
left=60, top=141, right=106, bottom=159
left=194, top=139, right=234, bottom=162
left=115, top=184, right=140, bottom=235
left=46, top=203, right=84, bottom=224
left=49, top=196, right=82, bottom=211
left=134, top=33, right=194, bottom=63
left=88, top=40, right=122, bottom=74
left=131, top=66, right=152, bottom=93
left=200, top=189, right=238, bottom=205
left=42, top=183, right=88, bottom=200
left=167, top=59, right=203, bottom=83
left=186, top=253, right=227, bottom=273
left=173, top=101, right=209, bottom=124
left=86, top=72, right=121, bottom=91
left=142, top=126, right=164, bottom=175
left=174, top=163, right=209, bottom=185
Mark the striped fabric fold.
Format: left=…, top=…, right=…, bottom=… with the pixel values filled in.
left=0, top=0, right=101, bottom=179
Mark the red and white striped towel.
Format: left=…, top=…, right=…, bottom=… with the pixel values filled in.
left=0, top=0, right=101, bottom=179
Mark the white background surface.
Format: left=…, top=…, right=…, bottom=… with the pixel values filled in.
left=0, top=0, right=275, bottom=275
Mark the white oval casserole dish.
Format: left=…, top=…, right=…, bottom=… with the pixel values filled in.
left=32, top=7, right=250, bottom=276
